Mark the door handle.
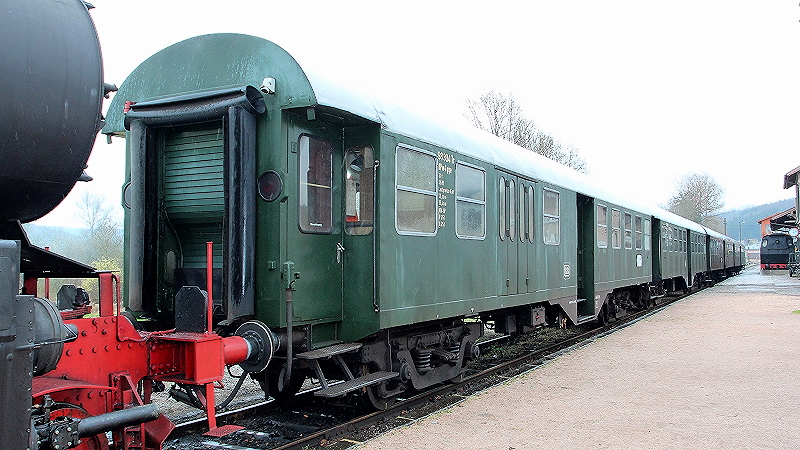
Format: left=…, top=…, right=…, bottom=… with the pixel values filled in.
left=336, top=242, right=345, bottom=264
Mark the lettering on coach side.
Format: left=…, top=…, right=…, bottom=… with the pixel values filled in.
left=437, top=151, right=455, bottom=229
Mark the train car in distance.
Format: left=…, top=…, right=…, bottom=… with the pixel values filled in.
left=102, top=33, right=745, bottom=410
left=761, top=233, right=795, bottom=270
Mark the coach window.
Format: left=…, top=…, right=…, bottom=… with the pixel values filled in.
left=396, top=145, right=437, bottom=235
left=455, top=163, right=486, bottom=239
left=543, top=188, right=560, bottom=245
left=519, top=183, right=526, bottom=241
left=644, top=219, right=651, bottom=251
left=673, top=228, right=679, bottom=252
left=527, top=185, right=535, bottom=243
left=624, top=212, right=633, bottom=250
left=597, top=205, right=608, bottom=248
left=508, top=179, right=516, bottom=241
left=611, top=209, right=621, bottom=249
left=635, top=216, right=643, bottom=250
left=345, top=146, right=374, bottom=235
left=499, top=177, right=506, bottom=240
left=299, top=135, right=333, bottom=233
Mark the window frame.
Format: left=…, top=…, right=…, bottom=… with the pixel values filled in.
left=635, top=215, right=643, bottom=250
left=624, top=212, right=633, bottom=250
left=394, top=144, right=438, bottom=236
left=455, top=161, right=486, bottom=240
left=597, top=204, right=608, bottom=249
left=542, top=187, right=560, bottom=246
left=611, top=208, right=621, bottom=249
left=298, top=134, right=333, bottom=234
left=344, top=145, right=375, bottom=236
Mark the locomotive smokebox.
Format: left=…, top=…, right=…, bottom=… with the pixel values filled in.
left=0, top=0, right=105, bottom=223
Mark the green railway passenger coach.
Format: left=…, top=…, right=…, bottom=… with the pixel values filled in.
left=103, top=34, right=744, bottom=408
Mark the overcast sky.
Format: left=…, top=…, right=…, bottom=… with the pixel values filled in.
left=33, top=0, right=800, bottom=229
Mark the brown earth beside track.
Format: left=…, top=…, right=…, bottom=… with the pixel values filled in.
left=357, top=266, right=800, bottom=449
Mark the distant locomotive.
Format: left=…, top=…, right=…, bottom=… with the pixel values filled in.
left=102, top=33, right=746, bottom=411
left=760, top=233, right=795, bottom=269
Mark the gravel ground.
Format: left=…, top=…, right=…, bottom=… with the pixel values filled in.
left=357, top=266, right=800, bottom=449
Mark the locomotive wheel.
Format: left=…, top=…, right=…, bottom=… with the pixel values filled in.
left=48, top=403, right=109, bottom=450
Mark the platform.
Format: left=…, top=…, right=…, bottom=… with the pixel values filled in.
left=357, top=266, right=800, bottom=449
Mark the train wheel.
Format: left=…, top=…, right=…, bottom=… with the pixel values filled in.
left=360, top=364, right=397, bottom=411
left=48, top=403, right=109, bottom=450
left=641, top=286, right=652, bottom=309
left=265, top=366, right=305, bottom=406
left=596, top=305, right=608, bottom=327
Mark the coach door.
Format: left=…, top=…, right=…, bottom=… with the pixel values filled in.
left=499, top=173, right=531, bottom=295
left=287, top=121, right=344, bottom=324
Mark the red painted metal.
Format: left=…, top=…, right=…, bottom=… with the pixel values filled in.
left=33, top=314, right=254, bottom=449
left=206, top=241, right=213, bottom=333
left=60, top=305, right=93, bottom=320
left=223, top=337, right=250, bottom=366
left=23, top=275, right=37, bottom=296
left=203, top=424, right=244, bottom=437
left=98, top=271, right=119, bottom=317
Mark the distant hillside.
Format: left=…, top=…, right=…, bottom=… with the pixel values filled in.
left=718, top=198, right=795, bottom=241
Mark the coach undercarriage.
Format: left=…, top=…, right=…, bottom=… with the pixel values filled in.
left=254, top=320, right=482, bottom=409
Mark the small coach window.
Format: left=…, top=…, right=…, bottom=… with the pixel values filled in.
left=396, top=145, right=437, bottom=235
left=299, top=135, right=333, bottom=234
left=644, top=219, right=651, bottom=251
left=673, top=228, right=679, bottom=252
left=508, top=179, right=516, bottom=241
left=624, top=212, right=633, bottom=250
left=345, top=146, right=374, bottom=235
left=611, top=209, right=621, bottom=249
left=635, top=216, right=642, bottom=250
left=597, top=205, right=608, bottom=248
left=519, top=183, right=526, bottom=241
left=499, top=177, right=506, bottom=240
left=527, top=185, right=535, bottom=243
left=455, top=163, right=485, bottom=239
left=543, top=188, right=560, bottom=245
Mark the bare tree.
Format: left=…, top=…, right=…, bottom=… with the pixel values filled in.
left=75, top=191, right=114, bottom=234
left=465, top=90, right=588, bottom=173
left=667, top=173, right=725, bottom=229
left=74, top=191, right=123, bottom=271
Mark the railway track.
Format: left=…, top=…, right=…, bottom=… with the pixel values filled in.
left=162, top=289, right=696, bottom=450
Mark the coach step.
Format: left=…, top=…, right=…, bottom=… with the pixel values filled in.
left=314, top=371, right=398, bottom=398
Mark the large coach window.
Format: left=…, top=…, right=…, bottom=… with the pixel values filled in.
left=299, top=135, right=333, bottom=233
left=543, top=188, right=560, bottom=245
left=345, top=146, right=374, bottom=235
left=396, top=145, right=437, bottom=235
left=624, top=212, right=633, bottom=249
left=597, top=205, right=608, bottom=248
left=455, top=163, right=486, bottom=239
left=611, top=209, right=621, bottom=249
